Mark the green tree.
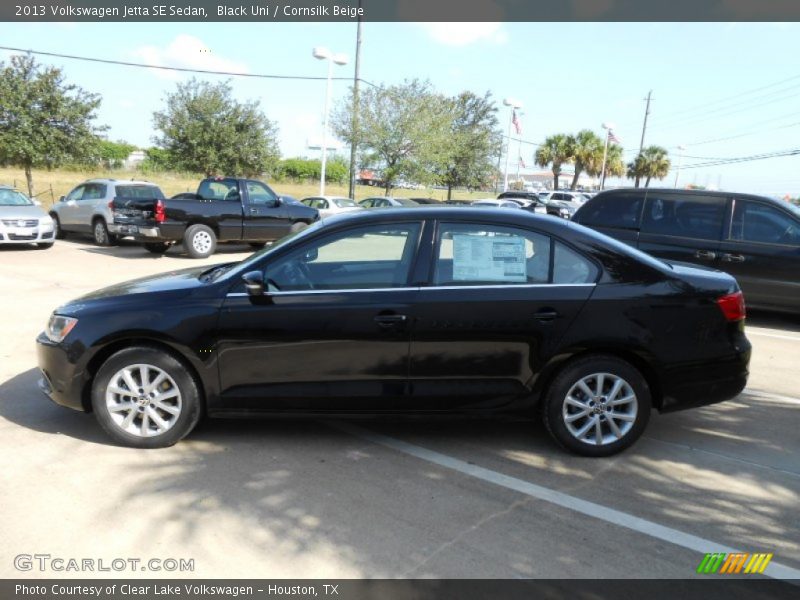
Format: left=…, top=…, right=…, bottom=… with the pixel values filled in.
left=569, top=129, right=604, bottom=190
left=627, top=145, right=671, bottom=188
left=535, top=134, right=575, bottom=191
left=153, top=78, right=279, bottom=177
left=332, top=79, right=451, bottom=195
left=97, top=140, right=136, bottom=169
left=0, top=54, right=105, bottom=198
left=435, top=91, right=502, bottom=200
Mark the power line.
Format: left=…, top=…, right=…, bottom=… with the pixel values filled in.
left=681, top=148, right=800, bottom=169
left=0, top=44, right=380, bottom=86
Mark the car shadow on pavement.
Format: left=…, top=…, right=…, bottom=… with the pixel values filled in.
left=0, top=367, right=109, bottom=445
left=77, top=243, right=256, bottom=260
left=746, top=310, right=800, bottom=333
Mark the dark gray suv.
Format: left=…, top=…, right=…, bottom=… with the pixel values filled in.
left=573, top=188, right=800, bottom=314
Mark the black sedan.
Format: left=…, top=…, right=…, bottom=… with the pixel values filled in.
left=36, top=208, right=751, bottom=456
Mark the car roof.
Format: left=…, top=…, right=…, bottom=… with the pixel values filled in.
left=591, top=187, right=785, bottom=207
left=81, top=178, right=156, bottom=186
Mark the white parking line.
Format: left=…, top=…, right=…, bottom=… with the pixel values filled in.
left=746, top=330, right=800, bottom=342
left=332, top=421, right=800, bottom=582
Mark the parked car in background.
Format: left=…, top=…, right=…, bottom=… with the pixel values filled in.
left=497, top=191, right=548, bottom=214
left=37, top=208, right=750, bottom=455
left=278, top=195, right=303, bottom=206
left=472, top=199, right=523, bottom=209
left=301, top=196, right=363, bottom=218
left=51, top=179, right=165, bottom=246
left=408, top=198, right=442, bottom=205
left=112, top=177, right=318, bottom=258
left=0, top=185, right=54, bottom=249
left=573, top=188, right=800, bottom=314
left=541, top=191, right=586, bottom=219
left=359, top=197, right=420, bottom=208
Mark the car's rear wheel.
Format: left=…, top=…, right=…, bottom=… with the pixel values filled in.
left=92, top=218, right=117, bottom=246
left=543, top=355, right=650, bottom=457
left=184, top=224, right=217, bottom=259
left=92, top=346, right=202, bottom=449
left=144, top=242, right=171, bottom=254
left=51, top=214, right=66, bottom=239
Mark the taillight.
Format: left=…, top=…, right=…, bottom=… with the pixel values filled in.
left=716, top=291, right=746, bottom=322
left=155, top=200, right=166, bottom=223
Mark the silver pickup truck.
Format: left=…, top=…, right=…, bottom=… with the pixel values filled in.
left=50, top=178, right=166, bottom=245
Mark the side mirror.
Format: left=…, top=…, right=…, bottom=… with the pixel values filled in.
left=263, top=197, right=281, bottom=208
left=58, top=196, right=65, bottom=203
left=242, top=270, right=265, bottom=296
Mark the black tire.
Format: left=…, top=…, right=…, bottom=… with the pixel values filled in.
left=91, top=346, right=202, bottom=449
left=183, top=224, right=217, bottom=259
left=144, top=242, right=171, bottom=254
left=248, top=242, right=267, bottom=249
left=543, top=355, right=651, bottom=457
left=51, top=214, right=66, bottom=239
left=92, top=218, right=113, bottom=246
left=36, top=242, right=54, bottom=249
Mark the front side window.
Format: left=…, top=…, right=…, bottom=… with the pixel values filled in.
left=264, top=222, right=422, bottom=291
left=246, top=181, right=278, bottom=204
left=641, top=194, right=726, bottom=240
left=731, top=200, right=800, bottom=245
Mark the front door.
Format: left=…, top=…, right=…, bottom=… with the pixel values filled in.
left=242, top=180, right=292, bottom=240
left=59, top=184, right=86, bottom=228
left=719, top=197, right=800, bottom=311
left=408, top=221, right=596, bottom=409
left=214, top=221, right=424, bottom=412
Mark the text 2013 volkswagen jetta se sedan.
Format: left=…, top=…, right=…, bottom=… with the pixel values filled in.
left=36, top=208, right=751, bottom=456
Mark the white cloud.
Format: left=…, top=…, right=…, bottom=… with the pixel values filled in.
left=418, top=23, right=508, bottom=47
left=130, top=34, right=249, bottom=80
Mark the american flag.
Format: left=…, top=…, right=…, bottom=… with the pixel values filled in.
left=608, top=130, right=621, bottom=144
left=512, top=109, right=522, bottom=135
left=519, top=156, right=526, bottom=168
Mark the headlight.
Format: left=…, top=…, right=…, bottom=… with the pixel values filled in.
left=46, top=315, right=78, bottom=343
left=40, top=215, right=53, bottom=226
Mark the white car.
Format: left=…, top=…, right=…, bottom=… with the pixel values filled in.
left=471, top=199, right=523, bottom=209
left=0, top=186, right=55, bottom=249
left=301, top=196, right=364, bottom=218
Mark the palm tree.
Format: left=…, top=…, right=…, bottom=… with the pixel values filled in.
left=627, top=145, right=671, bottom=188
left=569, top=129, right=604, bottom=190
left=535, top=134, right=574, bottom=190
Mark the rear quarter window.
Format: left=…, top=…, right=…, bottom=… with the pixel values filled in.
left=641, top=194, right=726, bottom=241
left=577, top=194, right=643, bottom=229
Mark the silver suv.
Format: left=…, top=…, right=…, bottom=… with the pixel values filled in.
left=50, top=179, right=165, bottom=245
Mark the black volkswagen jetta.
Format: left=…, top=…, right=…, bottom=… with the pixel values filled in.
left=36, top=208, right=751, bottom=456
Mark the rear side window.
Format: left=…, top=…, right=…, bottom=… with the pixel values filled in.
left=81, top=183, right=107, bottom=200
left=578, top=194, right=643, bottom=229
left=641, top=194, right=726, bottom=241
left=115, top=185, right=164, bottom=199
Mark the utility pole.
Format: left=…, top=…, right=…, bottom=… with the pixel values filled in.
left=639, top=90, right=652, bottom=154
left=347, top=0, right=363, bottom=199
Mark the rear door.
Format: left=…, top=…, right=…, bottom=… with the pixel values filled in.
left=573, top=191, right=643, bottom=247
left=719, top=198, right=800, bottom=311
left=242, top=179, right=293, bottom=240
left=77, top=183, right=107, bottom=227
left=637, top=192, right=726, bottom=268
left=407, top=221, right=597, bottom=409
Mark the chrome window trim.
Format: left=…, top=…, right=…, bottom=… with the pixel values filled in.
left=225, top=283, right=596, bottom=297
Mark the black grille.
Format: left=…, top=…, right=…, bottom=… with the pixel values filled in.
left=42, top=231, right=54, bottom=239
left=8, top=233, right=37, bottom=240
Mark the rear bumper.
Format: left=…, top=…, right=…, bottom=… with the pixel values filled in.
left=36, top=332, right=89, bottom=412
left=112, top=223, right=162, bottom=238
left=658, top=343, right=751, bottom=413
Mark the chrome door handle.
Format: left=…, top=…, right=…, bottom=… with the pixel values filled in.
left=721, top=253, right=745, bottom=263
left=695, top=250, right=716, bottom=260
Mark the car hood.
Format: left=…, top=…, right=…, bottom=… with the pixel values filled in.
left=0, top=204, right=47, bottom=220
left=55, top=264, right=220, bottom=315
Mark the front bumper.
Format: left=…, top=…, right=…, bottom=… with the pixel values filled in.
left=36, top=332, right=89, bottom=412
left=0, top=224, right=54, bottom=244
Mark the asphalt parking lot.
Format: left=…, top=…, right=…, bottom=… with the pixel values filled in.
left=0, top=238, right=798, bottom=579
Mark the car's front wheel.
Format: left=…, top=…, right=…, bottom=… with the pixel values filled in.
left=92, top=346, right=202, bottom=448
left=543, top=355, right=651, bottom=457
left=51, top=214, right=66, bottom=239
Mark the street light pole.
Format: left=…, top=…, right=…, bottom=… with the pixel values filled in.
left=599, top=122, right=614, bottom=191
left=674, top=145, right=686, bottom=188
left=502, top=98, right=522, bottom=192
left=313, top=47, right=348, bottom=196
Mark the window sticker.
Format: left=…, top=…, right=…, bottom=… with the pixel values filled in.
left=452, top=233, right=527, bottom=282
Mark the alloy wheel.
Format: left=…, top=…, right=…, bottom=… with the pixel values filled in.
left=105, top=364, right=183, bottom=437
left=562, top=372, right=638, bottom=446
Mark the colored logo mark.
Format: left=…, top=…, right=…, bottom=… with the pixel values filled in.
left=697, top=552, right=773, bottom=574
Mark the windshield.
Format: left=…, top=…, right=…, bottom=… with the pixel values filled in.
left=333, top=197, right=357, bottom=208
left=0, top=189, right=33, bottom=206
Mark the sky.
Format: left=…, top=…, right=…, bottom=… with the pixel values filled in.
left=1, top=21, right=799, bottom=196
